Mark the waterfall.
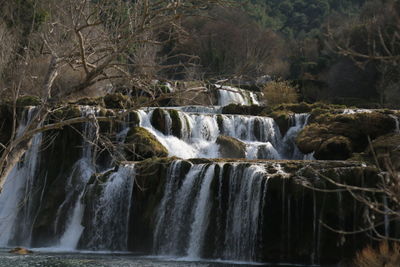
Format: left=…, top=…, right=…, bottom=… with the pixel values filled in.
left=217, top=85, right=259, bottom=106
left=55, top=106, right=98, bottom=250
left=153, top=161, right=269, bottom=261
left=135, top=109, right=307, bottom=160
left=0, top=108, right=42, bottom=246
left=389, top=114, right=400, bottom=133
left=80, top=164, right=135, bottom=251
left=282, top=113, right=314, bottom=160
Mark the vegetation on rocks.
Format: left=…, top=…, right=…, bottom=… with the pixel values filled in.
left=216, top=135, right=246, bottom=159
left=296, top=111, right=396, bottom=160
left=124, top=127, right=168, bottom=161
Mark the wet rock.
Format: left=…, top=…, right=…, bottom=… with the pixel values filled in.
left=268, top=110, right=293, bottom=136
left=315, top=136, right=353, bottom=160
left=9, top=247, right=33, bottom=255
left=150, top=108, right=168, bottom=135
left=168, top=109, right=182, bottom=138
left=104, top=93, right=133, bottom=109
left=124, top=127, right=168, bottom=161
left=221, top=104, right=265, bottom=116
left=296, top=111, right=396, bottom=160
left=216, top=135, right=246, bottom=159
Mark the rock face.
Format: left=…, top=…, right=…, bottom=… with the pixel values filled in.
left=368, top=133, right=400, bottom=171
left=124, top=127, right=168, bottom=160
left=216, top=135, right=246, bottom=158
left=296, top=111, right=396, bottom=160
left=1, top=101, right=398, bottom=266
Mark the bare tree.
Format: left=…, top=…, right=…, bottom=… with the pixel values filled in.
left=326, top=0, right=400, bottom=106
left=0, top=0, right=230, bottom=191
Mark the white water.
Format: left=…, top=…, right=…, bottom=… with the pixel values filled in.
left=186, top=165, right=216, bottom=258
left=56, top=107, right=98, bottom=250
left=0, top=108, right=42, bottom=246
left=136, top=109, right=306, bottom=160
left=83, top=164, right=135, bottom=251
left=154, top=162, right=270, bottom=261
left=217, top=85, right=259, bottom=106
left=389, top=114, right=400, bottom=133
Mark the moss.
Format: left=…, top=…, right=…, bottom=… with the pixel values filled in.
left=150, top=108, right=168, bottom=135
left=74, top=97, right=105, bottom=106
left=367, top=133, right=400, bottom=171
left=296, top=111, right=396, bottom=160
left=315, top=136, right=353, bottom=160
left=128, top=111, right=140, bottom=126
left=269, top=110, right=294, bottom=136
left=124, top=126, right=168, bottom=161
left=168, top=109, right=182, bottom=138
left=104, top=93, right=133, bottom=109
left=16, top=95, right=41, bottom=107
left=51, top=105, right=82, bottom=120
left=216, top=135, right=246, bottom=159
left=216, top=115, right=224, bottom=132
left=221, top=104, right=265, bottom=116
left=296, top=123, right=330, bottom=154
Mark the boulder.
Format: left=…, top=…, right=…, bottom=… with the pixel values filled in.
left=124, top=127, right=168, bottom=160
left=296, top=111, right=396, bottom=160
left=104, top=93, right=133, bottom=109
left=367, top=133, right=400, bottom=171
left=216, top=135, right=246, bottom=158
left=315, top=136, right=353, bottom=160
left=9, top=247, right=33, bottom=255
left=150, top=108, right=168, bottom=135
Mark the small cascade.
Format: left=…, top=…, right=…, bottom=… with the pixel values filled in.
left=0, top=108, right=42, bottom=246
left=79, top=164, right=135, bottom=251
left=282, top=113, right=314, bottom=160
left=217, top=85, right=259, bottom=106
left=389, top=114, right=400, bottom=133
left=135, top=109, right=304, bottom=160
left=153, top=161, right=269, bottom=261
left=55, top=106, right=99, bottom=250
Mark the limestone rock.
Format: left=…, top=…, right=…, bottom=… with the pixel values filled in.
left=216, top=135, right=246, bottom=158
left=125, top=127, right=168, bottom=160
left=9, top=247, right=33, bottom=255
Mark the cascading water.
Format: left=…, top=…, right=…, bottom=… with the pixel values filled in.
left=153, top=161, right=270, bottom=261
left=0, top=108, right=42, bottom=247
left=55, top=106, right=99, bottom=250
left=136, top=109, right=307, bottom=160
left=282, top=113, right=314, bottom=160
left=79, top=164, right=135, bottom=251
left=217, top=85, right=259, bottom=106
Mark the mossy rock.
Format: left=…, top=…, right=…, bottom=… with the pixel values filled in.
left=168, top=109, right=182, bottom=138
left=74, top=97, right=105, bottom=106
left=273, top=102, right=313, bottom=113
left=50, top=105, right=82, bottom=120
left=150, top=108, right=168, bottom=135
left=216, top=135, right=246, bottom=159
left=296, top=123, right=330, bottom=154
left=269, top=110, right=294, bottom=136
left=124, top=127, right=168, bottom=161
left=104, top=93, right=133, bottom=109
left=315, top=136, right=353, bottom=160
left=367, top=133, right=400, bottom=171
left=297, top=111, right=396, bottom=160
left=221, top=104, right=265, bottom=116
left=16, top=95, right=41, bottom=107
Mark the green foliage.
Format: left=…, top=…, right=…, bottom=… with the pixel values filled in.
left=238, top=0, right=366, bottom=38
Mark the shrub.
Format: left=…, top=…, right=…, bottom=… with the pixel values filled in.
left=262, top=80, right=298, bottom=106
left=354, top=242, right=400, bottom=267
